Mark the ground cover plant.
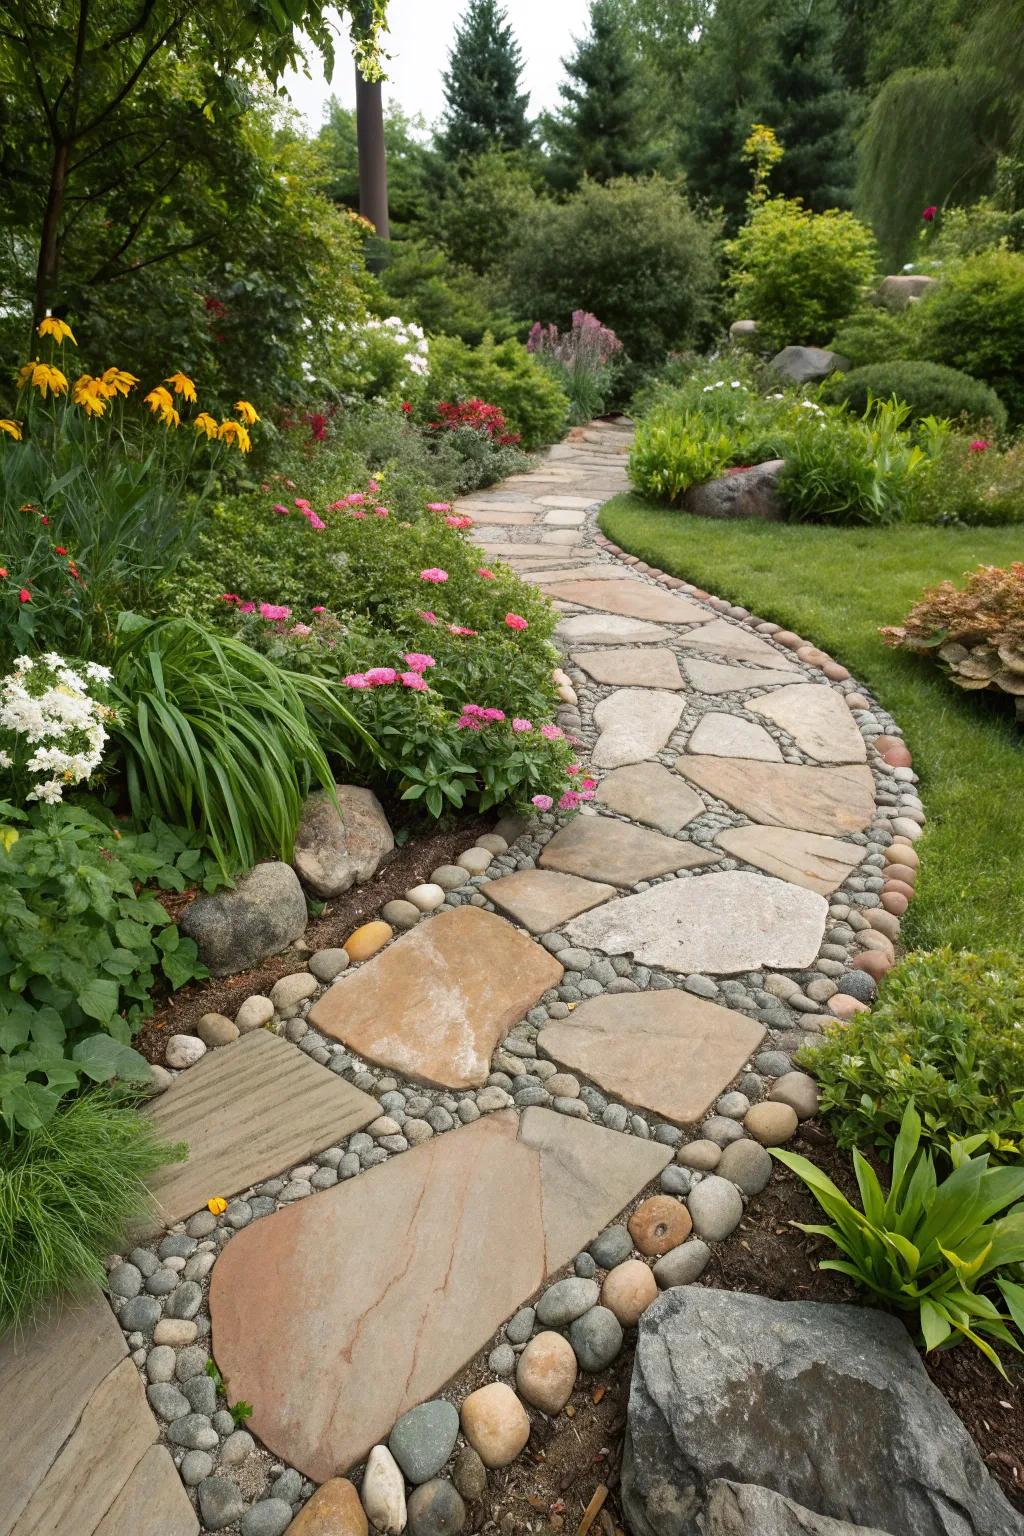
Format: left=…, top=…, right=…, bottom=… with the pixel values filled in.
left=882, top=560, right=1024, bottom=712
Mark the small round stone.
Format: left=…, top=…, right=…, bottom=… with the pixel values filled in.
left=167, top=1413, right=218, bottom=1451
left=568, top=1306, right=623, bottom=1372
left=108, top=1261, right=142, bottom=1299
left=235, top=994, right=274, bottom=1031
left=241, top=1499, right=293, bottom=1536
left=406, top=882, right=446, bottom=912
left=362, top=1445, right=408, bottom=1535
left=389, top=1400, right=461, bottom=1485
left=600, top=1260, right=658, bottom=1327
left=838, top=969, right=877, bottom=1003
left=269, top=972, right=318, bottom=1013
left=628, top=1196, right=692, bottom=1256
left=344, top=921, right=394, bottom=962
left=505, top=1306, right=535, bottom=1345
left=745, top=1101, right=799, bottom=1146
left=460, top=1383, right=530, bottom=1468
left=717, top=1139, right=773, bottom=1195
left=165, top=1034, right=205, bottom=1069
left=309, top=948, right=350, bottom=983
left=535, top=1276, right=600, bottom=1327
left=452, top=1446, right=488, bottom=1501
left=828, top=993, right=870, bottom=1019
left=852, top=950, right=893, bottom=982
left=147, top=1381, right=191, bottom=1421
left=488, top=1343, right=516, bottom=1376
left=220, top=1428, right=255, bottom=1465
left=197, top=1012, right=239, bottom=1048
left=574, top=1251, right=598, bottom=1278
left=675, top=1140, right=721, bottom=1171
left=653, top=1239, right=712, bottom=1289
left=769, top=1071, right=819, bottom=1120
left=715, top=1091, right=750, bottom=1120
left=701, top=1115, right=746, bottom=1148
left=516, top=1330, right=578, bottom=1414
left=198, top=1475, right=246, bottom=1530
left=382, top=899, right=421, bottom=930
left=457, top=847, right=492, bottom=875
left=408, top=1479, right=466, bottom=1536
left=686, top=1175, right=744, bottom=1241
left=432, top=864, right=470, bottom=890
left=545, top=1072, right=580, bottom=1099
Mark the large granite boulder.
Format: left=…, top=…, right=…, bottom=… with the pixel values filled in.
left=729, top=320, right=758, bottom=342
left=769, top=346, right=849, bottom=384
left=683, top=461, right=784, bottom=521
left=180, top=861, right=307, bottom=976
left=876, top=274, right=938, bottom=310
left=703, top=1483, right=893, bottom=1536
left=622, top=1288, right=1022, bottom=1536
left=292, top=784, right=394, bottom=899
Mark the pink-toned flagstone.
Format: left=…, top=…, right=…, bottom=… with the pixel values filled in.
left=675, top=756, right=876, bottom=838
left=539, top=814, right=717, bottom=887
left=715, top=824, right=863, bottom=896
left=748, top=683, right=867, bottom=763
left=571, top=648, right=684, bottom=689
left=482, top=868, right=616, bottom=932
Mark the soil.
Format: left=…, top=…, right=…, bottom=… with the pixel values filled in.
left=137, top=813, right=491, bottom=1065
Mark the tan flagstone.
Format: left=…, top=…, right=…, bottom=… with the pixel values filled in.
left=572, top=648, right=684, bottom=689
left=748, top=683, right=867, bottom=763
left=595, top=762, right=705, bottom=836
left=715, top=824, right=863, bottom=895
left=676, top=618, right=801, bottom=667
left=680, top=658, right=808, bottom=694
left=686, top=712, right=782, bottom=761
left=536, top=495, right=601, bottom=507
left=556, top=614, right=671, bottom=646
left=207, top=1111, right=668, bottom=1480
left=483, top=869, right=616, bottom=932
left=537, top=991, right=765, bottom=1124
left=541, top=580, right=711, bottom=624
left=592, top=688, right=684, bottom=768
left=675, top=756, right=876, bottom=837
left=458, top=509, right=538, bottom=526
left=478, top=541, right=589, bottom=560
left=541, top=509, right=587, bottom=525
left=93, top=1445, right=199, bottom=1536
left=539, top=815, right=717, bottom=886
left=308, top=906, right=563, bottom=1088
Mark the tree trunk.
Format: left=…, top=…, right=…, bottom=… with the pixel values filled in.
left=354, top=64, right=390, bottom=267
left=34, top=141, right=70, bottom=326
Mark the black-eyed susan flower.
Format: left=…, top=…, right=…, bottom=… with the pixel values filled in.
left=37, top=314, right=76, bottom=345
left=234, top=399, right=259, bottom=426
left=193, top=411, right=218, bottom=440
left=99, top=366, right=138, bottom=398
left=207, top=1196, right=228, bottom=1215
left=0, top=419, right=23, bottom=441
left=166, top=370, right=197, bottom=402
left=144, top=385, right=174, bottom=414
left=17, top=361, right=68, bottom=399
left=72, top=375, right=108, bottom=417
left=217, top=418, right=251, bottom=452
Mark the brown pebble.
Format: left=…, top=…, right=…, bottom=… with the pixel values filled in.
left=867, top=909, right=901, bottom=942
left=882, top=745, right=912, bottom=769
left=600, top=1260, right=658, bottom=1326
left=516, top=1331, right=577, bottom=1415
left=846, top=693, right=870, bottom=710
left=343, top=920, right=394, bottom=962
left=773, top=631, right=803, bottom=650
left=796, top=645, right=830, bottom=667
left=883, top=843, right=919, bottom=869
left=881, top=891, right=909, bottom=916
left=822, top=661, right=850, bottom=681
left=460, top=1383, right=530, bottom=1468
left=858, top=930, right=895, bottom=959
left=828, top=993, right=870, bottom=1019
left=744, top=1101, right=799, bottom=1146
left=852, top=950, right=893, bottom=981
left=286, top=1478, right=367, bottom=1536
left=628, top=1195, right=692, bottom=1256
left=883, top=879, right=915, bottom=902
left=883, top=863, right=917, bottom=887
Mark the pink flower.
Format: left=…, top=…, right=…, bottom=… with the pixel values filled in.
left=922, top=205, right=937, bottom=222
left=345, top=493, right=366, bottom=506
left=566, top=763, right=581, bottom=776
left=420, top=568, right=449, bottom=583
left=403, top=652, right=436, bottom=672
left=477, top=567, right=496, bottom=580
left=290, top=623, right=312, bottom=636
left=531, top=794, right=553, bottom=810
left=558, top=790, right=582, bottom=811
left=505, top=613, right=528, bottom=631
left=365, top=667, right=398, bottom=686
left=311, top=605, right=326, bottom=613
left=456, top=715, right=484, bottom=730
left=305, top=512, right=326, bottom=530
left=512, top=718, right=532, bottom=732
left=367, top=479, right=380, bottom=494
left=417, top=610, right=438, bottom=625
left=294, top=498, right=311, bottom=509
left=969, top=439, right=990, bottom=453
left=330, top=500, right=347, bottom=511
left=272, top=503, right=290, bottom=516
left=446, top=515, right=474, bottom=529
left=351, top=509, right=367, bottom=520
left=483, top=707, right=506, bottom=722
left=238, top=601, right=255, bottom=614
left=219, top=593, right=240, bottom=603
left=540, top=724, right=564, bottom=741
left=400, top=672, right=429, bottom=691
left=375, top=507, right=390, bottom=518
left=343, top=673, right=370, bottom=688
left=462, top=705, right=487, bottom=718
left=581, top=777, right=597, bottom=790
left=580, top=789, right=595, bottom=801
left=258, top=603, right=292, bottom=620
left=426, top=502, right=451, bottom=512
left=449, top=624, right=478, bottom=636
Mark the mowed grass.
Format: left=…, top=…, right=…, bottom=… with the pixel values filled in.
left=599, top=494, right=1024, bottom=952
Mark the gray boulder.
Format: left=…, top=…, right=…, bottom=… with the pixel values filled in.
left=180, top=861, right=307, bottom=977
left=622, top=1288, right=1022, bottom=1536
left=684, top=461, right=784, bottom=521
left=702, top=1482, right=894, bottom=1536
left=876, top=275, right=938, bottom=310
left=769, top=346, right=849, bottom=384
left=292, top=784, right=394, bottom=899
left=729, top=320, right=758, bottom=342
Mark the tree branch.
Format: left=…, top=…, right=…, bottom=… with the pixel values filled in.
left=76, top=11, right=187, bottom=142
left=91, top=230, right=216, bottom=285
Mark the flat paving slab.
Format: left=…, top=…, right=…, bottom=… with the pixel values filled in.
left=716, top=824, right=863, bottom=896
left=483, top=868, right=617, bottom=932
left=146, top=1030, right=378, bottom=1228
left=676, top=619, right=801, bottom=668
left=571, top=647, right=684, bottom=689
left=592, top=688, right=684, bottom=768
left=675, top=756, right=877, bottom=838
left=208, top=1110, right=669, bottom=1480
left=308, top=906, right=564, bottom=1088
left=687, top=712, right=782, bottom=761
left=539, top=815, right=717, bottom=887
left=538, top=991, right=765, bottom=1125
left=541, top=580, right=711, bottom=625
left=681, top=659, right=809, bottom=694
left=749, top=683, right=867, bottom=763
left=0, top=1289, right=196, bottom=1536
left=556, top=614, right=671, bottom=646
left=563, top=870, right=827, bottom=974
left=595, top=762, right=705, bottom=836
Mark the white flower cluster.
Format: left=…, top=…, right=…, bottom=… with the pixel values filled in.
left=0, top=653, right=114, bottom=805
left=347, top=315, right=429, bottom=378
left=702, top=379, right=746, bottom=393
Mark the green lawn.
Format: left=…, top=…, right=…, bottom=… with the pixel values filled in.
left=599, top=494, right=1024, bottom=952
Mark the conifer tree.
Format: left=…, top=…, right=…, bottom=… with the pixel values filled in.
left=440, top=0, right=531, bottom=159
left=545, top=0, right=654, bottom=189
left=759, top=0, right=856, bottom=210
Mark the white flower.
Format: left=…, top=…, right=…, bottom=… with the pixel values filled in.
left=13, top=656, right=33, bottom=672
left=84, top=662, right=113, bottom=682
left=27, top=776, right=64, bottom=805
left=0, top=750, right=11, bottom=769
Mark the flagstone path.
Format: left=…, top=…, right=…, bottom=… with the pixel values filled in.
left=0, top=421, right=924, bottom=1536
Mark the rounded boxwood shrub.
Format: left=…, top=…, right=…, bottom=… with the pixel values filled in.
left=822, top=361, right=1008, bottom=432
left=909, top=249, right=1024, bottom=424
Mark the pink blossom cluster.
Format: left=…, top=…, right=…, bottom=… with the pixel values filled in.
left=456, top=704, right=508, bottom=730
left=272, top=498, right=325, bottom=530
left=445, top=515, right=474, bottom=530
left=343, top=666, right=430, bottom=692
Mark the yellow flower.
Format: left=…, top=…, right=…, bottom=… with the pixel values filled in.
left=100, top=367, right=138, bottom=399
left=72, top=375, right=108, bottom=417
left=217, top=418, right=251, bottom=452
left=207, top=1196, right=228, bottom=1215
left=193, top=411, right=218, bottom=440
left=144, top=385, right=174, bottom=414
left=37, top=314, right=77, bottom=345
left=166, top=370, right=197, bottom=403
left=0, top=419, right=23, bottom=441
left=0, top=827, right=19, bottom=852
left=235, top=399, right=259, bottom=426
left=17, top=361, right=68, bottom=399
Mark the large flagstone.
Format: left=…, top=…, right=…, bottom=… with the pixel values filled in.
left=681, top=659, right=808, bottom=694
left=539, top=815, right=717, bottom=887
left=541, top=580, right=711, bottom=625
left=556, top=614, right=671, bottom=646
left=592, top=688, right=684, bottom=768
left=716, top=824, right=863, bottom=896
left=686, top=712, right=782, bottom=761
left=571, top=647, right=684, bottom=689
left=483, top=868, right=616, bottom=932
left=595, top=762, right=705, bottom=836
left=145, top=1031, right=378, bottom=1229
left=208, top=1110, right=669, bottom=1479
left=308, top=907, right=564, bottom=1088
left=675, top=757, right=876, bottom=838
left=562, top=870, right=828, bottom=974
left=538, top=991, right=765, bottom=1125
left=748, top=683, right=867, bottom=763
left=676, top=618, right=801, bottom=668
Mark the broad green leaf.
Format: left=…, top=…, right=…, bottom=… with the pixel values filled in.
left=77, top=977, right=120, bottom=1023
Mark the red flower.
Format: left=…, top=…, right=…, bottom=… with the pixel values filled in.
left=922, top=205, right=937, bottom=222
left=0, top=567, right=7, bottom=578
left=18, top=588, right=31, bottom=603
left=969, top=439, right=990, bottom=453
left=401, top=401, right=412, bottom=414
left=53, top=545, right=67, bottom=555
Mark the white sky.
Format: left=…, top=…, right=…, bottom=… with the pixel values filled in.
left=281, top=0, right=593, bottom=132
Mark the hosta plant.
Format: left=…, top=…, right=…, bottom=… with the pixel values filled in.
left=773, top=1104, right=1024, bottom=1371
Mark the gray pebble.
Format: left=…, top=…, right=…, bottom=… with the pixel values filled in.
left=505, top=1306, right=535, bottom=1344
left=118, top=1296, right=161, bottom=1334
left=601, top=1104, right=629, bottom=1133
left=718, top=1139, right=773, bottom=1195
left=186, top=1211, right=218, bottom=1239
left=271, top=1469, right=303, bottom=1504
left=129, top=1246, right=160, bottom=1278
left=589, top=1226, right=633, bottom=1269
left=838, top=969, right=877, bottom=1002
left=249, top=1195, right=277, bottom=1219
left=574, top=1251, right=598, bottom=1279
left=147, top=1381, right=191, bottom=1421
left=167, top=1413, right=218, bottom=1451
left=241, top=1499, right=293, bottom=1536
left=653, top=1239, right=712, bottom=1288
left=452, top=1446, right=488, bottom=1501
left=108, top=1262, right=143, bottom=1299
left=180, top=1450, right=214, bottom=1487
left=687, top=1175, right=744, bottom=1241
left=146, top=1345, right=176, bottom=1383
left=568, top=1306, right=622, bottom=1372
left=183, top=1374, right=217, bottom=1415
left=226, top=1199, right=253, bottom=1229
left=684, top=975, right=718, bottom=998
left=536, top=1276, right=599, bottom=1326
left=754, top=1051, right=792, bottom=1078
left=660, top=1166, right=693, bottom=1196
left=175, top=1344, right=209, bottom=1381
left=221, top=1428, right=255, bottom=1466
left=389, top=1399, right=460, bottom=1485
left=212, top=1410, right=236, bottom=1435
left=653, top=1123, right=682, bottom=1146
left=145, top=1266, right=179, bottom=1296
left=701, top=1115, right=746, bottom=1147
left=198, top=1475, right=245, bottom=1530
left=407, top=1478, right=467, bottom=1536
left=159, top=1233, right=196, bottom=1260
left=165, top=1280, right=202, bottom=1319
left=488, top=1343, right=516, bottom=1376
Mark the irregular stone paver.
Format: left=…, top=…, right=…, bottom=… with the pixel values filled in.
left=462, top=509, right=538, bottom=526
left=687, top=712, right=782, bottom=761
left=308, top=907, right=564, bottom=1088
left=676, top=618, right=801, bottom=668
left=675, top=757, right=876, bottom=837
left=0, top=1290, right=196, bottom=1536
left=595, top=762, right=705, bottom=836
left=715, top=825, right=863, bottom=896
left=482, top=869, right=616, bottom=932
left=539, top=815, right=717, bottom=887
left=538, top=992, right=765, bottom=1125
left=571, top=648, right=683, bottom=689
left=208, top=1110, right=669, bottom=1479
left=563, top=871, right=828, bottom=974
left=541, top=581, right=711, bottom=625
left=592, top=688, right=684, bottom=769
left=479, top=541, right=588, bottom=560
left=534, top=565, right=640, bottom=584
left=146, top=1031, right=378, bottom=1228
left=749, top=683, right=867, bottom=763
left=681, top=659, right=808, bottom=694
left=556, top=614, right=671, bottom=646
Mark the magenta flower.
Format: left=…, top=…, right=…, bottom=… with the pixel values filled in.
left=505, top=612, right=528, bottom=631
left=922, top=205, right=937, bottom=222
left=477, top=567, right=496, bottom=580
left=531, top=794, right=553, bottom=810
left=367, top=479, right=380, bottom=494
left=446, top=515, right=474, bottom=529
left=219, top=593, right=240, bottom=603
left=448, top=624, right=477, bottom=636
left=330, top=500, right=346, bottom=510
left=375, top=507, right=390, bottom=518
left=417, top=610, right=438, bottom=625
left=365, top=667, right=398, bottom=686
left=456, top=715, right=484, bottom=730
left=351, top=510, right=367, bottom=520
left=512, top=718, right=532, bottom=732
left=420, top=568, right=449, bottom=583
left=238, top=601, right=255, bottom=614
left=558, top=790, right=582, bottom=811
left=305, top=512, right=326, bottom=530
left=566, top=763, right=581, bottom=776
left=540, top=724, right=564, bottom=741
left=400, top=671, right=429, bottom=691
left=311, top=605, right=326, bottom=613
left=345, top=493, right=366, bottom=506
left=969, top=439, right=990, bottom=453
left=272, top=503, right=290, bottom=516
left=426, top=502, right=452, bottom=512
left=581, top=776, right=597, bottom=790
left=258, top=603, right=292, bottom=621
left=483, top=707, right=506, bottom=722
left=462, top=704, right=486, bottom=717
left=403, top=652, right=436, bottom=672
left=294, top=498, right=310, bottom=509
left=343, top=673, right=370, bottom=688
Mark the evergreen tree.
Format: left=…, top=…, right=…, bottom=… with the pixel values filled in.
left=759, top=0, right=856, bottom=210
left=545, top=0, right=654, bottom=189
left=440, top=0, right=531, bottom=159
left=683, top=0, right=771, bottom=226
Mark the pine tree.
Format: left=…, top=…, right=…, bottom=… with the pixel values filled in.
left=683, top=0, right=772, bottom=226
left=758, top=0, right=856, bottom=211
left=440, top=0, right=531, bottom=159
left=545, top=0, right=654, bottom=189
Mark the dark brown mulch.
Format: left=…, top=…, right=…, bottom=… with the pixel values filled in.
left=137, top=814, right=490, bottom=1065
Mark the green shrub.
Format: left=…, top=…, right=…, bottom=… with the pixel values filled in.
left=629, top=411, right=735, bottom=503
left=727, top=197, right=878, bottom=353
left=502, top=176, right=722, bottom=369
left=910, top=250, right=1024, bottom=423
left=801, top=948, right=1024, bottom=1157
left=774, top=1103, right=1024, bottom=1372
left=777, top=397, right=925, bottom=524
left=0, top=1090, right=184, bottom=1332
left=379, top=241, right=518, bottom=346
left=908, top=431, right=1024, bottom=526
left=823, top=361, right=1008, bottom=433
left=829, top=302, right=915, bottom=369
left=423, top=334, right=568, bottom=449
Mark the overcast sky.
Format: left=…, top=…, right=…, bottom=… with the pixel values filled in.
left=281, top=0, right=593, bottom=131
